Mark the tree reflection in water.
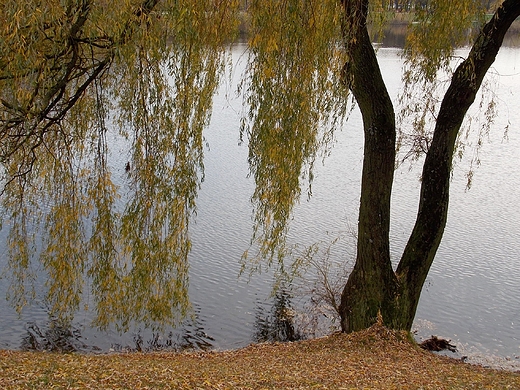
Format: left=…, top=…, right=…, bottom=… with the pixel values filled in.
left=21, top=319, right=90, bottom=353
left=20, top=306, right=214, bottom=353
left=253, top=286, right=303, bottom=343
left=131, top=311, right=215, bottom=352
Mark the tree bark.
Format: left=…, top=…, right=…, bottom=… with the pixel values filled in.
left=339, top=0, right=399, bottom=332
left=339, top=0, right=520, bottom=332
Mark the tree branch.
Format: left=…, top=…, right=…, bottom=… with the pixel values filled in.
left=395, top=0, right=520, bottom=328
left=0, top=0, right=162, bottom=184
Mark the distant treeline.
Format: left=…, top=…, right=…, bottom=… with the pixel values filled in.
left=237, top=1, right=520, bottom=48
left=239, top=0, right=500, bottom=12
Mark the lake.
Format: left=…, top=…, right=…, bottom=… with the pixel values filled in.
left=0, top=43, right=519, bottom=369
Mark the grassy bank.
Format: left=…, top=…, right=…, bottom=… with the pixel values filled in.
left=1, top=324, right=518, bottom=389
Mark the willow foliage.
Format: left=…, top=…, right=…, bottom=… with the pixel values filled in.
left=240, top=0, right=348, bottom=271
left=405, top=0, right=487, bottom=83
left=0, top=0, right=238, bottom=329
left=398, top=0, right=490, bottom=163
left=0, top=0, right=509, bottom=329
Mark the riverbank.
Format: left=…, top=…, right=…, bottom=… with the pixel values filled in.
left=1, top=324, right=518, bottom=389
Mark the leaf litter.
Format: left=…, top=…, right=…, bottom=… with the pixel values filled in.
left=1, top=323, right=518, bottom=389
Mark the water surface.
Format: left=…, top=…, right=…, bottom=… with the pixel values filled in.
left=0, top=45, right=519, bottom=368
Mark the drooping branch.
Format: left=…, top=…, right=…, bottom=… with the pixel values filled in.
left=242, top=0, right=346, bottom=269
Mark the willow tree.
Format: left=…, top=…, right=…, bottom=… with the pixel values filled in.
left=1, top=0, right=519, bottom=335
left=0, top=0, right=238, bottom=329
left=242, top=0, right=520, bottom=334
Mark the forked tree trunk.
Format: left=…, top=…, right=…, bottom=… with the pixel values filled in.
left=339, top=0, right=520, bottom=333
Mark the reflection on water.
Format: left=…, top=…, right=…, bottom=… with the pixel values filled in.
left=19, top=306, right=215, bottom=353
left=21, top=320, right=91, bottom=353
left=253, top=286, right=303, bottom=343
left=130, top=319, right=214, bottom=352
left=124, top=310, right=215, bottom=352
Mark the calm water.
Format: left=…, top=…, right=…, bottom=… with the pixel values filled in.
left=1, top=44, right=519, bottom=367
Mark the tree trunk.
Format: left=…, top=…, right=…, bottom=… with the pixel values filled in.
left=394, top=0, right=520, bottom=330
left=339, top=0, right=520, bottom=333
left=339, top=0, right=399, bottom=333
